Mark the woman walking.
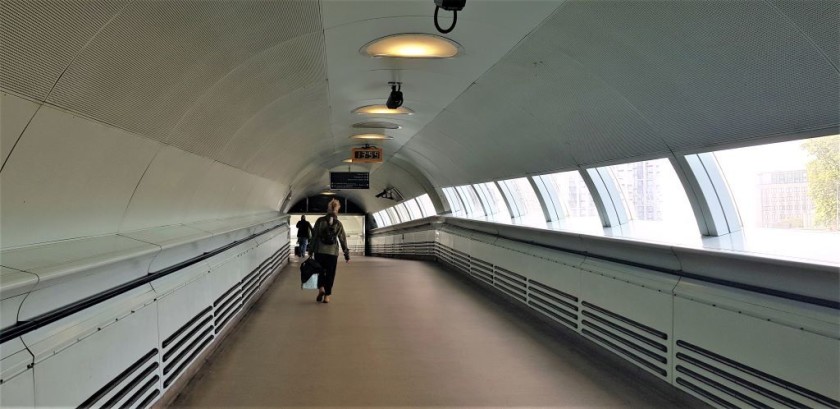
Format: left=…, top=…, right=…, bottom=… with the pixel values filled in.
left=307, top=199, right=350, bottom=303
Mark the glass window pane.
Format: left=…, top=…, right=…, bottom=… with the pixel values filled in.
left=715, top=135, right=840, bottom=231
left=475, top=182, right=511, bottom=223
left=386, top=207, right=401, bottom=224
left=404, top=199, right=423, bottom=220
left=532, top=175, right=561, bottom=220
left=373, top=212, right=385, bottom=227
left=442, top=187, right=464, bottom=217
left=498, top=177, right=544, bottom=227
left=416, top=194, right=436, bottom=216
left=456, top=185, right=485, bottom=218
left=604, top=158, right=698, bottom=233
left=535, top=171, right=601, bottom=233
left=395, top=203, right=410, bottom=223
left=378, top=210, right=392, bottom=227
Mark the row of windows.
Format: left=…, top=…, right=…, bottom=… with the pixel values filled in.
left=372, top=194, right=436, bottom=227
left=371, top=135, right=840, bottom=264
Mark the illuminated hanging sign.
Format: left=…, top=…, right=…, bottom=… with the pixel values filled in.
left=351, top=147, right=383, bottom=163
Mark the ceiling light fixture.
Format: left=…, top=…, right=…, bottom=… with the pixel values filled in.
left=321, top=191, right=337, bottom=195
left=342, top=158, right=354, bottom=163
left=352, top=121, right=401, bottom=129
left=362, top=33, right=461, bottom=58
left=350, top=133, right=394, bottom=140
left=352, top=105, right=414, bottom=115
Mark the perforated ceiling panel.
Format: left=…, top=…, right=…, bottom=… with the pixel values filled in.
left=0, top=1, right=129, bottom=101
left=45, top=1, right=324, bottom=141
left=399, top=0, right=839, bottom=187
left=770, top=0, right=840, bottom=70
left=165, top=32, right=327, bottom=159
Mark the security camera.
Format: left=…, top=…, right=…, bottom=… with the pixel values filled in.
left=435, top=0, right=465, bottom=11
left=386, top=82, right=403, bottom=109
left=433, top=0, right=465, bottom=33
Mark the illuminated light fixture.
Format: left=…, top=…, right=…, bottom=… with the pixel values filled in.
left=352, top=121, right=401, bottom=129
left=321, top=191, right=337, bottom=195
left=362, top=33, right=461, bottom=58
left=352, top=105, right=414, bottom=115
left=342, top=158, right=354, bottom=163
left=350, top=133, right=394, bottom=140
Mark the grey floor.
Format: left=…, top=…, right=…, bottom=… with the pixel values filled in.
left=173, top=257, right=707, bottom=408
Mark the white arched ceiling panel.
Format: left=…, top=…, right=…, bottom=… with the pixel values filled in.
left=469, top=42, right=669, bottom=164
left=118, top=146, right=214, bottom=232
left=217, top=84, right=330, bottom=173
left=0, top=92, right=40, bottom=167
left=531, top=1, right=839, bottom=150
left=165, top=31, right=327, bottom=159
left=0, top=0, right=129, bottom=101
left=45, top=1, right=324, bottom=141
left=0, top=105, right=160, bottom=248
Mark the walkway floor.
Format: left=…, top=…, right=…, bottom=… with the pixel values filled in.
left=174, top=257, right=706, bottom=408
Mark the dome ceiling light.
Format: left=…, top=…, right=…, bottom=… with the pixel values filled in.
left=352, top=105, right=414, bottom=115
left=350, top=133, right=394, bottom=140
left=352, top=121, right=401, bottom=129
left=362, top=33, right=461, bottom=58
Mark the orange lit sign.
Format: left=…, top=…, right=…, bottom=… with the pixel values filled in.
left=351, top=147, right=383, bottom=163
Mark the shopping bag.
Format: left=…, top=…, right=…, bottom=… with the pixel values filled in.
left=300, top=257, right=324, bottom=288
left=301, top=271, right=319, bottom=290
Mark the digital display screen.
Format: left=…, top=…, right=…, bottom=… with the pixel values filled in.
left=330, top=172, right=370, bottom=189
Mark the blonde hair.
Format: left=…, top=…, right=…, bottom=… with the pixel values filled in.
left=328, top=198, right=341, bottom=214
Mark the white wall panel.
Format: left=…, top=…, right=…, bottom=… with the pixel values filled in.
left=0, top=105, right=160, bottom=248
left=119, top=146, right=213, bottom=232
left=154, top=270, right=211, bottom=341
left=673, top=295, right=840, bottom=405
left=32, top=302, right=158, bottom=407
left=183, top=162, right=258, bottom=224
left=0, top=368, right=34, bottom=408
left=579, top=261, right=677, bottom=333
left=207, top=257, right=245, bottom=302
left=0, top=92, right=40, bottom=167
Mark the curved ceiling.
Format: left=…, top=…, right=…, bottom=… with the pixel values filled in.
left=2, top=0, right=837, bottom=222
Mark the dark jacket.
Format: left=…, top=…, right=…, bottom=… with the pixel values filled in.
left=296, top=220, right=312, bottom=238
left=307, top=213, right=349, bottom=257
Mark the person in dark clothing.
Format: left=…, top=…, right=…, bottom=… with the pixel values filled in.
left=295, top=215, right=313, bottom=257
left=307, top=199, right=350, bottom=304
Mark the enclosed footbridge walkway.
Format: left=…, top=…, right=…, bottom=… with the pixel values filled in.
left=174, top=256, right=704, bottom=408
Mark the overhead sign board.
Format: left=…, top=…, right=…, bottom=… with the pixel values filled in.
left=330, top=172, right=370, bottom=189
left=351, top=147, right=383, bottom=163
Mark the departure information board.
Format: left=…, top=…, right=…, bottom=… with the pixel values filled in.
left=330, top=172, right=370, bottom=189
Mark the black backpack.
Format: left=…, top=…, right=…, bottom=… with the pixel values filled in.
left=319, top=219, right=339, bottom=245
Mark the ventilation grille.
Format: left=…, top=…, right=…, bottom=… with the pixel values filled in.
left=493, top=266, right=527, bottom=302
left=214, top=281, right=243, bottom=335
left=469, top=257, right=493, bottom=285
left=580, top=301, right=669, bottom=379
left=527, top=279, right=579, bottom=330
left=675, top=340, right=840, bottom=409
left=161, top=307, right=214, bottom=389
left=241, top=265, right=262, bottom=304
left=77, top=349, right=160, bottom=409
